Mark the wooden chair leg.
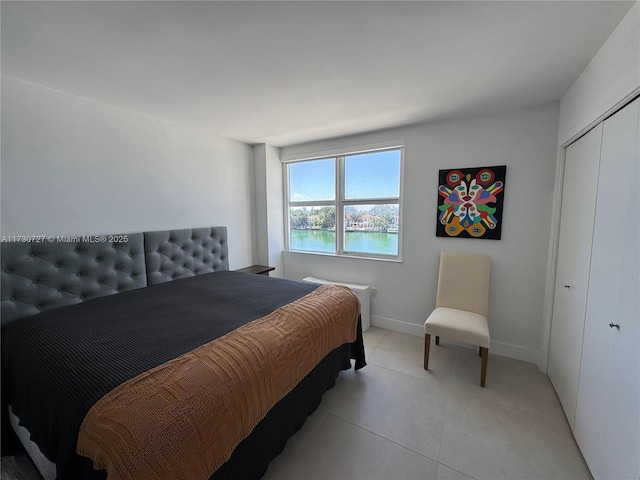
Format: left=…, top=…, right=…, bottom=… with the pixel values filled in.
left=435, top=335, right=440, bottom=345
left=424, top=334, right=431, bottom=370
left=480, top=347, right=489, bottom=387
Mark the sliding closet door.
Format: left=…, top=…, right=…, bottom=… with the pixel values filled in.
left=547, top=122, right=602, bottom=429
left=574, top=98, right=640, bottom=480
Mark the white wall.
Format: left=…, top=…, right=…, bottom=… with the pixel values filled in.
left=280, top=102, right=560, bottom=363
left=539, top=2, right=640, bottom=372
left=253, top=143, right=284, bottom=277
left=1, top=77, right=255, bottom=269
left=558, top=2, right=640, bottom=145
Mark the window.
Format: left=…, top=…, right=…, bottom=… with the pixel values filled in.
left=285, top=147, right=403, bottom=260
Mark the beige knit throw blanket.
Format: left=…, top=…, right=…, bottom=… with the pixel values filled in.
left=77, top=284, right=360, bottom=480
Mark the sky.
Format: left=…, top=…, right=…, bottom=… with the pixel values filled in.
left=289, top=149, right=401, bottom=202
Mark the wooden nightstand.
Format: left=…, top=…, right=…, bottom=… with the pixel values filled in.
left=235, top=265, right=275, bottom=276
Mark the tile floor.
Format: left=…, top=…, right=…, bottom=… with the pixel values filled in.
left=262, top=327, right=592, bottom=480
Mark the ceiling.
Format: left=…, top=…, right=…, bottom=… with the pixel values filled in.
left=1, top=1, right=635, bottom=147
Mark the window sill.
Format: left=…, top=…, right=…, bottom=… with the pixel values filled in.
left=284, top=249, right=403, bottom=263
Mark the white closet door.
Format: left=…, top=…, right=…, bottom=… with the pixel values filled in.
left=548, top=122, right=602, bottom=429
left=574, top=98, right=640, bottom=480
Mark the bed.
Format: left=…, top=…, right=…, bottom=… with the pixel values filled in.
left=1, top=226, right=365, bottom=480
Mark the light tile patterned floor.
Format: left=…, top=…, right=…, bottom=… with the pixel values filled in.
left=263, top=327, right=592, bottom=480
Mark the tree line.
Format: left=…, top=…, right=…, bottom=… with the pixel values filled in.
left=290, top=205, right=399, bottom=231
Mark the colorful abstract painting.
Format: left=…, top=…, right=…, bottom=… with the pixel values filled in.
left=436, top=165, right=506, bottom=240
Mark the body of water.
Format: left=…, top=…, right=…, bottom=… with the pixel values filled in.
left=290, top=229, right=398, bottom=255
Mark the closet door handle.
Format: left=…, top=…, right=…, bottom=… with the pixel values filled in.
left=609, top=323, right=620, bottom=330
left=563, top=285, right=571, bottom=289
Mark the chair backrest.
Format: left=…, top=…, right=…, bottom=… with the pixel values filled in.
left=435, top=251, right=491, bottom=316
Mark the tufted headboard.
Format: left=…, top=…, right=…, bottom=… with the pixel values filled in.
left=144, top=226, right=228, bottom=286
left=1, top=226, right=229, bottom=326
left=1, top=234, right=146, bottom=326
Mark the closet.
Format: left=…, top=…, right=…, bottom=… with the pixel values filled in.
left=548, top=97, right=639, bottom=480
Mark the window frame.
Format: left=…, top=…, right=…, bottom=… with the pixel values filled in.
left=283, top=145, right=404, bottom=262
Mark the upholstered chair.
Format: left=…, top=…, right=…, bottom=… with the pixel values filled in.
left=423, top=251, right=491, bottom=387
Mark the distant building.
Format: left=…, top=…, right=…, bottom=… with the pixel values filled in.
left=307, top=214, right=320, bottom=228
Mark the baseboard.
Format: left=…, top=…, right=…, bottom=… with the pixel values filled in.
left=490, top=340, right=539, bottom=364
left=371, top=315, right=539, bottom=364
left=371, top=315, right=424, bottom=336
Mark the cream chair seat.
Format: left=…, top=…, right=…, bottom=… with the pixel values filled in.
left=424, top=251, right=491, bottom=387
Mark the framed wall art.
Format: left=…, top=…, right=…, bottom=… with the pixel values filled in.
left=436, top=165, right=506, bottom=240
